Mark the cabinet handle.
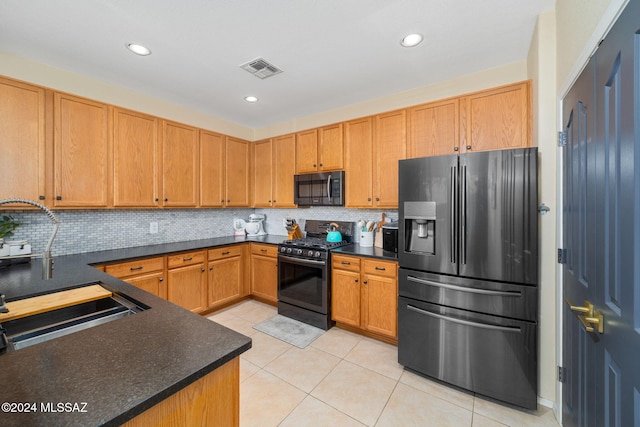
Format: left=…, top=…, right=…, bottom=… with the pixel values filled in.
left=466, top=145, right=471, bottom=150
left=376, top=197, right=380, bottom=202
left=367, top=198, right=371, bottom=202
left=201, top=268, right=205, bottom=272
left=363, top=280, right=368, bottom=285
left=130, top=266, right=143, bottom=271
left=260, top=249, right=267, bottom=253
left=375, top=266, right=386, bottom=271
left=39, top=195, right=45, bottom=200
left=56, top=196, right=62, bottom=200
left=220, top=199, right=224, bottom=203
left=354, top=279, right=359, bottom=283
left=319, top=163, right=323, bottom=167
left=155, top=198, right=159, bottom=202
left=341, top=261, right=351, bottom=265
left=454, top=147, right=459, bottom=152
left=273, top=200, right=276, bottom=203
left=159, top=278, right=164, bottom=282
left=164, top=198, right=168, bottom=202
left=222, top=251, right=230, bottom=255
left=313, top=164, right=317, bottom=167
left=227, top=199, right=231, bottom=203
left=183, top=257, right=193, bottom=261
left=209, top=267, right=213, bottom=271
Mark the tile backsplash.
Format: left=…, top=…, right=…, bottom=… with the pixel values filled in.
left=1, top=207, right=398, bottom=256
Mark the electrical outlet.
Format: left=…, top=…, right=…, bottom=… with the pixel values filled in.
left=149, top=221, right=159, bottom=234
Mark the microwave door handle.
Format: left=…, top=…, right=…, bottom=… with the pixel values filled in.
left=327, top=175, right=332, bottom=200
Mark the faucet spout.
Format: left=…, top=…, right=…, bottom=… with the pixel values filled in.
left=0, top=199, right=60, bottom=279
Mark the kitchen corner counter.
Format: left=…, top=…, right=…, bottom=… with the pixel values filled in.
left=0, top=235, right=290, bottom=426
left=331, top=244, right=399, bottom=262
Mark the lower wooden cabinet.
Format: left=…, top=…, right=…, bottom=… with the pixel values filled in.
left=250, top=243, right=278, bottom=304
left=167, top=250, right=207, bottom=313
left=103, top=257, right=166, bottom=299
left=207, top=245, right=249, bottom=309
left=331, top=254, right=398, bottom=341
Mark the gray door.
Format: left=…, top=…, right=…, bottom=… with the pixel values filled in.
left=561, top=0, right=640, bottom=425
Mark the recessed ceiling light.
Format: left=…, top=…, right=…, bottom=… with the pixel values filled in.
left=401, top=33, right=423, bottom=47
left=244, top=96, right=259, bottom=103
left=126, top=43, right=151, bottom=56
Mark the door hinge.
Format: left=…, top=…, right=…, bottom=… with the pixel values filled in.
left=558, top=248, right=568, bottom=264
left=558, top=366, right=567, bottom=383
left=558, top=131, right=568, bottom=147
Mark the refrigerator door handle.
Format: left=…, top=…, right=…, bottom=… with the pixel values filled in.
left=460, top=165, right=467, bottom=265
left=450, top=166, right=456, bottom=264
left=407, top=304, right=522, bottom=333
left=407, top=275, right=522, bottom=297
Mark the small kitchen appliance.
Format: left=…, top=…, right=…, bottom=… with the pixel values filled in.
left=245, top=214, right=267, bottom=236
left=382, top=222, right=398, bottom=253
left=277, top=220, right=353, bottom=329
left=232, top=218, right=247, bottom=236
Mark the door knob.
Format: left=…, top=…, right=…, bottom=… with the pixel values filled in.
left=565, top=299, right=604, bottom=334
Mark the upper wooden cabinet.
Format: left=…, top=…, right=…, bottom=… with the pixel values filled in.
left=252, top=134, right=296, bottom=208
left=113, top=108, right=159, bottom=207
left=344, top=117, right=374, bottom=208
left=53, top=92, right=111, bottom=207
left=200, top=130, right=226, bottom=207
left=408, top=98, right=459, bottom=158
left=252, top=139, right=273, bottom=207
left=161, top=120, right=199, bottom=207
left=225, top=137, right=251, bottom=207
left=460, top=81, right=531, bottom=153
left=295, top=124, right=343, bottom=173
left=374, top=110, right=406, bottom=208
left=0, top=77, right=46, bottom=204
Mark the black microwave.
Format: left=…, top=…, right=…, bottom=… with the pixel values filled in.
left=294, top=171, right=345, bottom=206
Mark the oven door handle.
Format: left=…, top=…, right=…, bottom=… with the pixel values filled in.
left=407, top=304, right=521, bottom=333
left=278, top=254, right=327, bottom=266
left=407, top=275, right=521, bottom=297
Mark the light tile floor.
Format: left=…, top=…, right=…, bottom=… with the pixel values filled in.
left=208, top=300, right=560, bottom=427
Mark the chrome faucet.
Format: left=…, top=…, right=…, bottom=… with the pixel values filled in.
left=0, top=199, right=60, bottom=280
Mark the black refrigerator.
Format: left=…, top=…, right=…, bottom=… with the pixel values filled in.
left=397, top=147, right=538, bottom=409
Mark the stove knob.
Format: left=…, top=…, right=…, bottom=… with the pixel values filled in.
left=308, top=250, right=314, bottom=257
left=280, top=247, right=286, bottom=253
left=296, top=249, right=303, bottom=255
left=315, top=251, right=321, bottom=258
left=287, top=248, right=292, bottom=254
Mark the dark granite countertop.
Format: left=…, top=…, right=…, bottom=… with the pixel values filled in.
left=0, top=235, right=284, bottom=427
left=331, top=244, right=399, bottom=262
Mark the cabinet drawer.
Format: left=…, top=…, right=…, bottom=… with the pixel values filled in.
left=167, top=250, right=205, bottom=268
left=208, top=245, right=244, bottom=260
left=332, top=254, right=361, bottom=272
left=250, top=243, right=278, bottom=258
left=105, top=257, right=164, bottom=278
left=363, top=259, right=397, bottom=278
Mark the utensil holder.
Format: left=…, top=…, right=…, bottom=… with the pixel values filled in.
left=287, top=224, right=303, bottom=240
left=360, top=231, right=374, bottom=247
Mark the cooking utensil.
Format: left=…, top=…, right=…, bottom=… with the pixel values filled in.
left=365, top=220, right=375, bottom=232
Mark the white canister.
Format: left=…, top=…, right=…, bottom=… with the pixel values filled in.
left=359, top=231, right=374, bottom=247
left=7, top=240, right=31, bottom=256
left=0, top=239, right=9, bottom=257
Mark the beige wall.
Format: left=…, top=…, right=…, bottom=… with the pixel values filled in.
left=527, top=8, right=557, bottom=407
left=0, top=51, right=254, bottom=141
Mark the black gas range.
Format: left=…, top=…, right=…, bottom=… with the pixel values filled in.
left=277, top=220, right=353, bottom=330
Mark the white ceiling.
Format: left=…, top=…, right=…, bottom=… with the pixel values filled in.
left=0, top=0, right=555, bottom=129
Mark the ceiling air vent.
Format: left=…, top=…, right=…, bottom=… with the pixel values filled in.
left=240, top=58, right=283, bottom=79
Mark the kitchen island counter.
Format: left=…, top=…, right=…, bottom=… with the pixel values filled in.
left=0, top=235, right=287, bottom=426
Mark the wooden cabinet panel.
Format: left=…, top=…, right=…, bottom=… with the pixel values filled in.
left=362, top=273, right=397, bottom=338
left=318, top=123, right=343, bottom=171
left=167, top=262, right=206, bottom=313
left=200, top=131, right=225, bottom=207
left=332, top=254, right=361, bottom=273
left=460, top=81, right=531, bottom=153
left=0, top=77, right=46, bottom=203
left=250, top=244, right=277, bottom=303
left=295, top=129, right=317, bottom=174
left=331, top=268, right=361, bottom=327
left=161, top=121, right=198, bottom=207
left=208, top=256, right=242, bottom=307
left=408, top=98, right=459, bottom=158
left=252, top=139, right=273, bottom=207
left=127, top=271, right=166, bottom=299
left=113, top=108, right=159, bottom=207
left=374, top=110, right=406, bottom=208
left=53, top=92, right=110, bottom=207
left=167, top=250, right=206, bottom=268
left=105, top=257, right=164, bottom=278
left=344, top=117, right=374, bottom=207
left=225, top=137, right=250, bottom=207
left=272, top=134, right=296, bottom=207
left=209, top=246, right=244, bottom=260
left=362, top=259, right=397, bottom=278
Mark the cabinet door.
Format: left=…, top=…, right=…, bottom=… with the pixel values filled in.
left=344, top=117, right=373, bottom=207
left=408, top=98, right=459, bottom=158
left=113, top=108, right=159, bottom=207
left=200, top=131, right=225, bottom=207
left=460, top=81, right=531, bottom=153
left=208, top=256, right=242, bottom=307
left=374, top=110, right=406, bottom=208
left=225, top=137, right=250, bottom=206
left=272, top=134, right=296, bottom=207
left=252, top=139, right=273, bottom=207
left=54, top=93, right=110, bottom=207
left=161, top=121, right=198, bottom=207
left=362, top=273, right=397, bottom=338
left=126, top=271, right=166, bottom=299
left=0, top=77, right=46, bottom=203
left=250, top=254, right=277, bottom=303
left=295, top=129, right=318, bottom=173
left=331, top=268, right=361, bottom=327
left=167, top=263, right=206, bottom=313
left=318, top=123, right=343, bottom=171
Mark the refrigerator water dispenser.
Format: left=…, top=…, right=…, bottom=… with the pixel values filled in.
left=404, top=201, right=436, bottom=254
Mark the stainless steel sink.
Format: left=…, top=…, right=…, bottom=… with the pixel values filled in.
left=1, top=292, right=146, bottom=351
